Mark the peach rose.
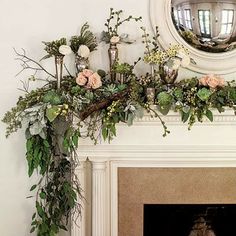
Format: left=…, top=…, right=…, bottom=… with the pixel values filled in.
left=218, top=78, right=225, bottom=87
left=199, top=76, right=208, bottom=86
left=199, top=74, right=225, bottom=89
left=76, top=73, right=87, bottom=86
left=82, top=69, right=93, bottom=78
left=87, top=73, right=102, bottom=89
left=207, top=77, right=219, bottom=89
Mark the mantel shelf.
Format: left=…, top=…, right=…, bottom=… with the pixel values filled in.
left=132, top=108, right=236, bottom=125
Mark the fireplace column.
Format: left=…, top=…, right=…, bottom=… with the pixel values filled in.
left=72, top=159, right=89, bottom=236
left=91, top=159, right=109, bottom=236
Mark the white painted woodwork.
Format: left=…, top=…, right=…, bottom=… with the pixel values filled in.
left=149, top=0, right=236, bottom=74
left=73, top=111, right=236, bottom=236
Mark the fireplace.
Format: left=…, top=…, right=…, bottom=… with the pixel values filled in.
left=118, top=168, right=236, bottom=236
left=72, top=111, right=236, bottom=236
left=144, top=204, right=236, bottom=236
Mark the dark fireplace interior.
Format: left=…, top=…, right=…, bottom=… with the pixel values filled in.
left=144, top=204, right=236, bottom=236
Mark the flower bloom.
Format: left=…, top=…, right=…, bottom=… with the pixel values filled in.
left=172, top=58, right=181, bottom=70
left=218, top=78, right=225, bottom=87
left=110, top=36, right=120, bottom=44
left=59, top=45, right=72, bottom=55
left=207, top=77, right=220, bottom=89
left=76, top=73, right=87, bottom=86
left=77, top=45, right=90, bottom=58
left=199, top=74, right=225, bottom=89
left=82, top=69, right=93, bottom=78
left=176, top=48, right=189, bottom=59
left=199, top=76, right=208, bottom=86
left=76, top=69, right=102, bottom=89
left=180, top=55, right=190, bottom=67
left=87, top=72, right=102, bottom=89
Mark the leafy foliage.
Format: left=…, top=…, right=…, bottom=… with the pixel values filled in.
left=70, top=22, right=97, bottom=53
left=2, top=10, right=236, bottom=236
left=42, top=38, right=67, bottom=60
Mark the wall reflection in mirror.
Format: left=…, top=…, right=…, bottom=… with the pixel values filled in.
left=171, top=0, right=236, bottom=53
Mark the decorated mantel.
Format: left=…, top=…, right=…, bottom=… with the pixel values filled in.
left=2, top=3, right=236, bottom=236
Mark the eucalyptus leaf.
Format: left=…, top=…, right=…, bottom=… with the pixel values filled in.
left=181, top=111, right=190, bottom=123
left=127, top=114, right=134, bottom=126
left=135, top=106, right=144, bottom=119
left=182, top=106, right=190, bottom=113
left=158, top=105, right=171, bottom=115
left=29, top=121, right=44, bottom=136
left=40, top=191, right=47, bottom=199
left=30, top=184, right=37, bottom=191
left=205, top=110, right=213, bottom=122
left=39, top=129, right=46, bottom=139
left=30, top=227, right=36, bottom=233
left=46, top=106, right=60, bottom=122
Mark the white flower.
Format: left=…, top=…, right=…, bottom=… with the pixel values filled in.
left=181, top=56, right=190, bottom=67
left=172, top=58, right=181, bottom=70
left=59, top=45, right=72, bottom=55
left=77, top=45, right=90, bottom=58
left=177, top=48, right=188, bottom=59
left=110, top=36, right=120, bottom=44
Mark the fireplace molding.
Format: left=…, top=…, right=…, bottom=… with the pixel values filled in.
left=71, top=113, right=236, bottom=236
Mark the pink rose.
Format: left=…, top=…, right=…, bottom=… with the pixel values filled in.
left=199, top=74, right=225, bottom=89
left=207, top=77, right=219, bottom=89
left=199, top=76, right=208, bottom=86
left=218, top=78, right=225, bottom=87
left=76, top=73, right=87, bottom=86
left=87, top=73, right=102, bottom=89
left=82, top=69, right=93, bottom=78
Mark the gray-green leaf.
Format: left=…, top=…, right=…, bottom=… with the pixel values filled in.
left=205, top=110, right=213, bottom=122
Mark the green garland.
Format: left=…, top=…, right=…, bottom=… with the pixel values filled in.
left=2, top=8, right=236, bottom=236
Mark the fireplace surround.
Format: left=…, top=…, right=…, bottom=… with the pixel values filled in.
left=72, top=111, right=236, bottom=236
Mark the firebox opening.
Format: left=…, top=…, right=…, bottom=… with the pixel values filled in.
left=143, top=204, right=236, bottom=236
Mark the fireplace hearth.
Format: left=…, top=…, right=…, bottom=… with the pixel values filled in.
left=144, top=204, right=236, bottom=236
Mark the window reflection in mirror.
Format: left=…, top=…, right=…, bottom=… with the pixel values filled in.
left=171, top=0, right=236, bottom=53
left=198, top=10, right=211, bottom=37
left=184, top=9, right=193, bottom=30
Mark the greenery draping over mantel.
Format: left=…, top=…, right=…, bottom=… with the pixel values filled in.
left=2, top=8, right=236, bottom=236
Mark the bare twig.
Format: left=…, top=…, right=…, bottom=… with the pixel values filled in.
left=14, top=48, right=56, bottom=79
left=64, top=64, right=73, bottom=77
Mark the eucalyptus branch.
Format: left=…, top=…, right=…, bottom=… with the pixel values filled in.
left=14, top=48, right=56, bottom=79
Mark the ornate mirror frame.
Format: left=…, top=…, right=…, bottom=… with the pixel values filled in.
left=149, top=0, right=236, bottom=74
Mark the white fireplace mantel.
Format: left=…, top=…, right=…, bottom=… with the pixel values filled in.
left=72, top=111, right=236, bottom=236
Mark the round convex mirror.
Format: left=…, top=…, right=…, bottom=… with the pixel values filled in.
left=171, top=0, right=236, bottom=53
left=150, top=0, right=236, bottom=74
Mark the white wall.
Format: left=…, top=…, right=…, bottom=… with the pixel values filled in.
left=0, top=1, right=234, bottom=236
left=0, top=1, right=148, bottom=236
